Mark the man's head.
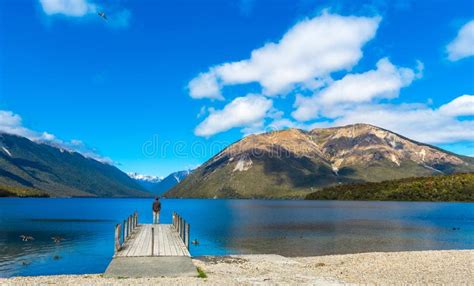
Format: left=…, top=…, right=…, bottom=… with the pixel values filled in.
left=155, top=197, right=159, bottom=201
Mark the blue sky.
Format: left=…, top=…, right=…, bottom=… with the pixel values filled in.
left=0, top=0, right=473, bottom=177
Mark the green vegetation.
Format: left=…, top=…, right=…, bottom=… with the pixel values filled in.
left=0, top=133, right=151, bottom=197
left=305, top=173, right=474, bottom=202
left=197, top=267, right=208, bottom=278
left=0, top=185, right=49, bottom=197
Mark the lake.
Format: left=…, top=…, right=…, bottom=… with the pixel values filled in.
left=0, top=198, right=473, bottom=277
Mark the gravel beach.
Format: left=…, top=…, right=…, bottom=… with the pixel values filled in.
left=1, top=250, right=472, bottom=285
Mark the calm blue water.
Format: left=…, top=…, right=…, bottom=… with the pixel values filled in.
left=0, top=198, right=473, bottom=277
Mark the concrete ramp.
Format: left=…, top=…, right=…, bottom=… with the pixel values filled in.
left=104, top=256, right=197, bottom=278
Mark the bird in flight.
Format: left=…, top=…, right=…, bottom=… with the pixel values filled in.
left=98, top=12, right=107, bottom=21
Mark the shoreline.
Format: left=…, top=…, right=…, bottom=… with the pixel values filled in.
left=3, top=196, right=474, bottom=203
left=1, top=249, right=472, bottom=285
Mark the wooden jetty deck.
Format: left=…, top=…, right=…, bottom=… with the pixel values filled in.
left=116, top=224, right=190, bottom=257
left=105, top=212, right=196, bottom=278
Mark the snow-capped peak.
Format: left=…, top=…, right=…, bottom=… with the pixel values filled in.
left=127, top=172, right=163, bottom=183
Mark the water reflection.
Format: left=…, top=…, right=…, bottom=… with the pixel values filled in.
left=0, top=198, right=472, bottom=277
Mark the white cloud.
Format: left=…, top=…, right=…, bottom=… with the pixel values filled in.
left=0, top=109, right=111, bottom=163
left=39, top=0, right=96, bottom=16
left=38, top=0, right=131, bottom=28
left=292, top=58, right=421, bottom=121
left=195, top=94, right=273, bottom=137
left=330, top=99, right=474, bottom=144
left=188, top=11, right=473, bottom=149
left=439, top=94, right=474, bottom=116
left=189, top=73, right=223, bottom=100
left=263, top=95, right=474, bottom=145
left=0, top=111, right=38, bottom=139
left=447, top=20, right=474, bottom=61
left=188, top=12, right=381, bottom=99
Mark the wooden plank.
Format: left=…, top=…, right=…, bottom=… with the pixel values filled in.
left=168, top=225, right=181, bottom=256
left=137, top=225, right=148, bottom=257
left=123, top=226, right=138, bottom=257
left=130, top=225, right=147, bottom=256
left=159, top=225, right=165, bottom=255
left=162, top=225, right=172, bottom=256
left=151, top=226, right=155, bottom=256
left=129, top=226, right=146, bottom=255
left=153, top=225, right=159, bottom=256
left=115, top=224, right=190, bottom=258
left=170, top=227, right=190, bottom=256
left=130, top=225, right=146, bottom=256
left=143, top=225, right=152, bottom=256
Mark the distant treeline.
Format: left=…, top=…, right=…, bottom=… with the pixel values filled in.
left=0, top=185, right=49, bottom=198
left=305, top=173, right=474, bottom=202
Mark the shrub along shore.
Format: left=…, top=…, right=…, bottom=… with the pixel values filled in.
left=306, top=173, right=474, bottom=202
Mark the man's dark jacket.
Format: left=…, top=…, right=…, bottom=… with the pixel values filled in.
left=153, top=200, right=161, bottom=212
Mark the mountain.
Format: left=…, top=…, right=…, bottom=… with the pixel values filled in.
left=0, top=133, right=151, bottom=197
left=128, top=170, right=191, bottom=196
left=127, top=172, right=163, bottom=191
left=305, top=173, right=474, bottom=202
left=166, top=124, right=474, bottom=199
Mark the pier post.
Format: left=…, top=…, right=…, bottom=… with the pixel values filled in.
left=114, top=223, right=121, bottom=253
left=151, top=226, right=155, bottom=256
left=123, top=219, right=127, bottom=240
left=176, top=214, right=179, bottom=232
left=185, top=223, right=190, bottom=249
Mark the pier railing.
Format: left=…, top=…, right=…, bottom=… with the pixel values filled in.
left=172, top=212, right=190, bottom=249
left=114, top=211, right=138, bottom=253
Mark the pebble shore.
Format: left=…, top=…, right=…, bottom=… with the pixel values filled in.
left=1, top=250, right=472, bottom=285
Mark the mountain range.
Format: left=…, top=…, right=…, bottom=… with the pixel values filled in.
left=128, top=170, right=191, bottom=196
left=0, top=133, right=150, bottom=197
left=166, top=124, right=474, bottom=199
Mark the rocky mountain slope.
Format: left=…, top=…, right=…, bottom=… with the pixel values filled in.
left=0, top=133, right=150, bottom=197
left=166, top=124, right=474, bottom=199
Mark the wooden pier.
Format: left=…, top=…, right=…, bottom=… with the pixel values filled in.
left=105, top=212, right=196, bottom=278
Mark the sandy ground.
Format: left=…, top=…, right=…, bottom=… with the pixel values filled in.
left=1, top=250, right=472, bottom=285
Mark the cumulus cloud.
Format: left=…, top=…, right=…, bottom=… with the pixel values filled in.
left=189, top=73, right=223, bottom=100
left=188, top=12, right=381, bottom=99
left=38, top=0, right=131, bottom=28
left=263, top=95, right=474, bottom=145
left=0, top=109, right=111, bottom=163
left=0, top=111, right=45, bottom=140
left=438, top=94, right=474, bottom=116
left=39, top=0, right=97, bottom=16
left=195, top=94, right=273, bottom=137
left=188, top=11, right=472, bottom=149
left=330, top=99, right=474, bottom=144
left=447, top=20, right=474, bottom=61
left=292, top=58, right=421, bottom=121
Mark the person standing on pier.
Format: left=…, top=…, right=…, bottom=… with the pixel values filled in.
left=152, top=197, right=161, bottom=224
